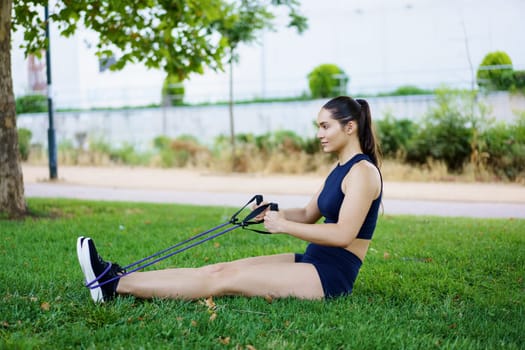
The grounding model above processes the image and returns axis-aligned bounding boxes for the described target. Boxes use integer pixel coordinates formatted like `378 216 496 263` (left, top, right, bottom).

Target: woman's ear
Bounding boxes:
346 121 356 134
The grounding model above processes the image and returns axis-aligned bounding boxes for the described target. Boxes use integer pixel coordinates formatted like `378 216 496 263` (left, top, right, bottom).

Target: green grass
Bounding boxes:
1 199 524 349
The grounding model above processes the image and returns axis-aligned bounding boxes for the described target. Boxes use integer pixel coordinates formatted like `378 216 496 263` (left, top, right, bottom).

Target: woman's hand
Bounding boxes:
251 201 269 222
263 210 286 233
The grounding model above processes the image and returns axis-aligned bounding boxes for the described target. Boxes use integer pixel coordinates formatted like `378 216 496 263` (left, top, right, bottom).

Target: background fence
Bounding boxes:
18 92 525 150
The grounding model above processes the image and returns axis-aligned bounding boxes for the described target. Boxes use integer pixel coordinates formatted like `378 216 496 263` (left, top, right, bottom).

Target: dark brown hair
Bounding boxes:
322 96 381 167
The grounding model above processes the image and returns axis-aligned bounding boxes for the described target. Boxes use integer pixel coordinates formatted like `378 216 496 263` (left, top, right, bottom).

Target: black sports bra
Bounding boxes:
317 154 382 240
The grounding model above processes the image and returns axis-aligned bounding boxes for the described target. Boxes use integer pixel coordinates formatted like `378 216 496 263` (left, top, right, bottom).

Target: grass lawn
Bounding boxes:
1 198 524 349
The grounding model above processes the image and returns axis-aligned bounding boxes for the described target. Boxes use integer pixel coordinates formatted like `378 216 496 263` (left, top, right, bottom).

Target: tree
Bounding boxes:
1 0 306 218
307 63 348 98
1 0 25 218
476 51 513 90
162 74 185 106
216 1 307 170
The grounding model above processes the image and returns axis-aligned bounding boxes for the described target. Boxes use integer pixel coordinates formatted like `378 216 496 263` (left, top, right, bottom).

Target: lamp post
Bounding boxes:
45 5 57 179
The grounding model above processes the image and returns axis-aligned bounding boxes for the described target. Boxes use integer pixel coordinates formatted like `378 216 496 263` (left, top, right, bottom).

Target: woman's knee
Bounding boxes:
199 263 241 293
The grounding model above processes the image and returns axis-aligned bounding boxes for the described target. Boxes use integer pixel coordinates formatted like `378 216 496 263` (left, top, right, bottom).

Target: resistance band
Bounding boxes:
86 195 278 289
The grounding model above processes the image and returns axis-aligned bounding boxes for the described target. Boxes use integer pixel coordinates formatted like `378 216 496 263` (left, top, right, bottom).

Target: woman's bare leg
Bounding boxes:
116 253 324 300
213 252 295 267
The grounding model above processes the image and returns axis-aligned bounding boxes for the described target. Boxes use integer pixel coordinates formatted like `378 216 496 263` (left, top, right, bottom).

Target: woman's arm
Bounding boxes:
264 162 381 247
280 186 323 224
252 184 323 224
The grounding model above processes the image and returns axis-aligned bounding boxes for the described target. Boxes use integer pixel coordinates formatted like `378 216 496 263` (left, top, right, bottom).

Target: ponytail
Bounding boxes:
322 96 382 167
355 99 381 167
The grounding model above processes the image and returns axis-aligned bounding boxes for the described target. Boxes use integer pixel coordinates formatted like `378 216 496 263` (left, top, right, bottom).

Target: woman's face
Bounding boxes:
316 108 349 153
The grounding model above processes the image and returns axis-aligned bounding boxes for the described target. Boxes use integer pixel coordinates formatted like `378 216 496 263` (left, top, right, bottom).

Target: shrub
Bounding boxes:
153 135 175 167
89 138 112 155
253 133 271 149
393 85 432 95
303 136 321 155
480 113 525 180
57 139 78 164
404 129 430 166
476 51 513 90
272 130 304 154
377 85 433 97
510 70 525 91
213 133 257 153
17 128 33 161
109 143 150 165
15 94 47 114
405 89 475 173
169 135 210 167
302 120 321 155
376 113 417 158
307 64 348 98
162 74 185 106
210 130 329 173
153 135 171 151
248 130 304 155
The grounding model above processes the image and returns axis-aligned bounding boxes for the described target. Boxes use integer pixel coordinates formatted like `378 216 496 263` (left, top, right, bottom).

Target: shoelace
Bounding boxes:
109 263 126 276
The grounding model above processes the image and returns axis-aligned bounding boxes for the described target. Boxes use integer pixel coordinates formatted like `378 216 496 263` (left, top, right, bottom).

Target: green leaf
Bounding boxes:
13 0 307 78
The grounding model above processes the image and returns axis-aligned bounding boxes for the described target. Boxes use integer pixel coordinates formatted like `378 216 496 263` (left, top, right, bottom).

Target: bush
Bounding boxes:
153 135 171 151
303 136 321 155
405 89 475 173
211 130 329 173
213 133 255 152
17 128 32 161
89 138 112 155
152 135 175 167
162 74 185 106
307 64 348 98
109 143 150 165
15 94 47 114
169 135 210 167
480 113 525 180
377 85 433 97
153 135 189 167
272 130 304 154
510 70 525 91
376 114 417 158
246 130 304 155
476 51 513 90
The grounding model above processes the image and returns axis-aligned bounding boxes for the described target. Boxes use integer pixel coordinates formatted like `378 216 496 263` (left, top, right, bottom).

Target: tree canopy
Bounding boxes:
13 0 307 78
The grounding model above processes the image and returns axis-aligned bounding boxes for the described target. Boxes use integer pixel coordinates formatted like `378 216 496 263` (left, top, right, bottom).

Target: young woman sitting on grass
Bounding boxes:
77 95 382 302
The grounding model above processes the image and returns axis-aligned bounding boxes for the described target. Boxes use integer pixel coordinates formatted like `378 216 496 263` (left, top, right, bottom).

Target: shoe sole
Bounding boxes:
76 236 85 274
80 238 104 303
77 236 92 292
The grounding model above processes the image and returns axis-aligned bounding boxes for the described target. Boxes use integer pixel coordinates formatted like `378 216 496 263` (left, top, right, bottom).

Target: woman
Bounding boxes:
77 95 382 302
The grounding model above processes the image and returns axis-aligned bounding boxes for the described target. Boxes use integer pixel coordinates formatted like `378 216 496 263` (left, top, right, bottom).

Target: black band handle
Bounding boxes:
230 195 264 224
243 204 268 223
270 203 279 211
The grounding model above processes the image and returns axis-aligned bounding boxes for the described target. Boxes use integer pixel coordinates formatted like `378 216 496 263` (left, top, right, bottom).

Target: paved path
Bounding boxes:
23 165 525 219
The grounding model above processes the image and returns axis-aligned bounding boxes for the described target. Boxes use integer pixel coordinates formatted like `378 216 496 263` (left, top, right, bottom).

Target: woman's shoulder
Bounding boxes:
344 160 382 196
348 160 380 178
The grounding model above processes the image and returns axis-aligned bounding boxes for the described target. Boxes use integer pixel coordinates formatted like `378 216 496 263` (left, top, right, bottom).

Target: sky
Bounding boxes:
11 0 525 107
185 0 525 101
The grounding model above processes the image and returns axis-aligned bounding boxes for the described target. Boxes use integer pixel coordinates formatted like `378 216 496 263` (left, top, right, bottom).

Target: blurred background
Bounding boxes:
11 0 525 181
12 0 524 108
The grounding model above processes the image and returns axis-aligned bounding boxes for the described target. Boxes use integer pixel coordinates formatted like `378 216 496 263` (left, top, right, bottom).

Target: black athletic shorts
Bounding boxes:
295 243 363 299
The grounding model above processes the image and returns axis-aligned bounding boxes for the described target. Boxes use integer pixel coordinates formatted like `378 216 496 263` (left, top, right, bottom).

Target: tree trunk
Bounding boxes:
228 49 236 172
0 0 27 218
